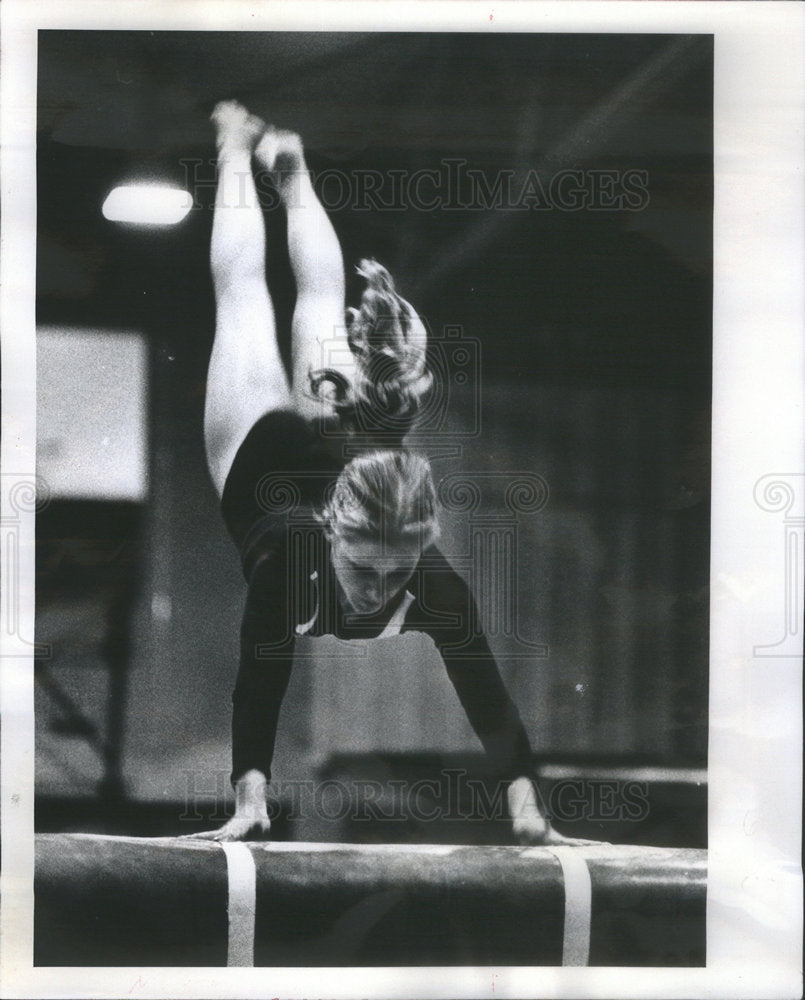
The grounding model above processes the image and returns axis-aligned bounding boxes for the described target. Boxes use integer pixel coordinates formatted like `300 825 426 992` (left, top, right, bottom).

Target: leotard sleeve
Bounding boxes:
412 546 535 783
220 410 338 785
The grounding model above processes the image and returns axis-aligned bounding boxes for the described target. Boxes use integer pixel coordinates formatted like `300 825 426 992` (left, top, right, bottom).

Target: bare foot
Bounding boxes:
210 100 265 155
254 126 307 186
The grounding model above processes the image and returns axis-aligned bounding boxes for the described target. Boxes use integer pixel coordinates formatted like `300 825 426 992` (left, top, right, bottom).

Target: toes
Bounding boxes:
246 113 267 135
255 128 279 169
210 101 264 143
210 99 244 124
255 127 303 174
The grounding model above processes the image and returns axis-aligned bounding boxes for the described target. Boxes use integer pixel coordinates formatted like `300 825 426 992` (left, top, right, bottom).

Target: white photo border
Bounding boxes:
1 2 802 998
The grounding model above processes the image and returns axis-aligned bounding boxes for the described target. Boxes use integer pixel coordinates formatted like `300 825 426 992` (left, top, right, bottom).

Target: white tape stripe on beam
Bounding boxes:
220 842 257 967
544 846 592 966
218 840 589 967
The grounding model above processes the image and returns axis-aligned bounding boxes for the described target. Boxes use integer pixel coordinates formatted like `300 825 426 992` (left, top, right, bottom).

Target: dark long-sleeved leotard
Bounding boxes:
221 410 534 786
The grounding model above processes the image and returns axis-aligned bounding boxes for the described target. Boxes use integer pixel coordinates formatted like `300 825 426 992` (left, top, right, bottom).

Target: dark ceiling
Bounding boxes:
37 30 713 389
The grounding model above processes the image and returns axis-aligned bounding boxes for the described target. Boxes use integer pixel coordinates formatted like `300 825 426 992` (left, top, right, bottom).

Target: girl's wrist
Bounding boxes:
234 769 269 817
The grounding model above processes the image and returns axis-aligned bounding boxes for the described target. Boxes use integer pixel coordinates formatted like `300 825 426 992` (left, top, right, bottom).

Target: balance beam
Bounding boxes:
34 834 706 967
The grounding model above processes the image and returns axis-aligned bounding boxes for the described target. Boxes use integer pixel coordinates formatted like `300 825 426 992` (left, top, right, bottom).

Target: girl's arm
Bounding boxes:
185 547 295 842
191 407 327 843
441 623 601 845
418 550 584 845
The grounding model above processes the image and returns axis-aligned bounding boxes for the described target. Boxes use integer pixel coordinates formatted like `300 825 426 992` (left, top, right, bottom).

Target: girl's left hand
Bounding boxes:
508 776 605 847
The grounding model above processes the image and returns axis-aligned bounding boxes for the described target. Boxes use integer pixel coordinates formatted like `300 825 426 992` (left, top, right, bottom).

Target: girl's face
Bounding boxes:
329 531 421 615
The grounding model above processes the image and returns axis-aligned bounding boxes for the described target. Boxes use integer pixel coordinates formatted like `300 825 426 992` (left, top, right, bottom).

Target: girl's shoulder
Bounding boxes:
410 544 470 606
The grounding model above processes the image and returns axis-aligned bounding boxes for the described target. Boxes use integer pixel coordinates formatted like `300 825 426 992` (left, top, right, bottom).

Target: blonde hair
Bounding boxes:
321 449 439 546
309 259 432 441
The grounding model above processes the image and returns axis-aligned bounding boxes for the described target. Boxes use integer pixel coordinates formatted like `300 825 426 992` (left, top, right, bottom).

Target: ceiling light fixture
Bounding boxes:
101 185 193 226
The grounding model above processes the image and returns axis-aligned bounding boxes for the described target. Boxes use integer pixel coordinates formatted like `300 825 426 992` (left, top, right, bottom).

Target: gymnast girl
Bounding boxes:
192 101 582 846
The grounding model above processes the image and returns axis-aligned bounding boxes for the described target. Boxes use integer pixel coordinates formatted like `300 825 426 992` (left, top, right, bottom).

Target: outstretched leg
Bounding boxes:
254 128 357 422
205 101 292 497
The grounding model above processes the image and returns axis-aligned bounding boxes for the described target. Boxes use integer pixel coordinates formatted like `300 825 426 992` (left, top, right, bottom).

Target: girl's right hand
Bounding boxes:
181 814 272 842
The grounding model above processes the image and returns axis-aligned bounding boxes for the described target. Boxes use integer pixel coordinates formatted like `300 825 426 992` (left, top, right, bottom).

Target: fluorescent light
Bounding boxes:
102 185 193 226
